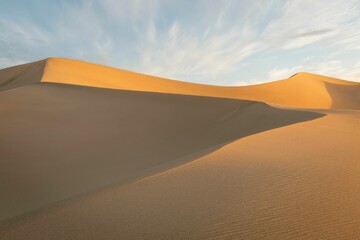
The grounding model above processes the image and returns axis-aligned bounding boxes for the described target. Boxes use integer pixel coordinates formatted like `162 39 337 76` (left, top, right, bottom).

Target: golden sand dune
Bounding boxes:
1 58 359 109
0 58 359 239
2 110 359 240
0 83 322 223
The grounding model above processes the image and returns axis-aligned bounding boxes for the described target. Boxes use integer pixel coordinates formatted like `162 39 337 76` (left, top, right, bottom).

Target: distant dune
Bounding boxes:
1 58 359 109
0 58 359 239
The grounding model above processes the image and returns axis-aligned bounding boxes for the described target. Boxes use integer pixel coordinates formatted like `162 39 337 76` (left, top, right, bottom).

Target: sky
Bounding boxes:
1 0 360 85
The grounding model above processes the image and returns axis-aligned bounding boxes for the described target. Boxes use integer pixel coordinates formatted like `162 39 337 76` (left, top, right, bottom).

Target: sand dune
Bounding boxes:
1 58 359 109
0 60 45 91
1 110 359 240
0 82 322 223
0 58 359 239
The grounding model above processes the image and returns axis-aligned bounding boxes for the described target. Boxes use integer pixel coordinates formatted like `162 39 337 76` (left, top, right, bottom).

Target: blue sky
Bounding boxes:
1 0 360 85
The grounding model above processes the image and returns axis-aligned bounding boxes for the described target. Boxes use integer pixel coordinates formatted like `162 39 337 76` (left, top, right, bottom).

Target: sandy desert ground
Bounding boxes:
0 58 359 239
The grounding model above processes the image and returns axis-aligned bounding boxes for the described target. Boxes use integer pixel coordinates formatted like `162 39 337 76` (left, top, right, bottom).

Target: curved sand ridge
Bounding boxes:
1 57 359 109
0 58 360 239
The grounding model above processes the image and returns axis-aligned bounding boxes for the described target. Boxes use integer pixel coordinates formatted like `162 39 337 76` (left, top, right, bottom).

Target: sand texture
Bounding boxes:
0 58 359 239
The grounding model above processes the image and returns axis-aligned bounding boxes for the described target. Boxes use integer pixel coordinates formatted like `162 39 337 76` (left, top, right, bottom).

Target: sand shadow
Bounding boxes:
0 82 325 225
324 82 360 110
0 60 45 92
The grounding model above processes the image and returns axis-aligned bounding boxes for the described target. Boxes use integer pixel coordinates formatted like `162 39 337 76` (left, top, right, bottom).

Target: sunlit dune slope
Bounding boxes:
237 73 360 110
1 110 358 240
1 58 359 109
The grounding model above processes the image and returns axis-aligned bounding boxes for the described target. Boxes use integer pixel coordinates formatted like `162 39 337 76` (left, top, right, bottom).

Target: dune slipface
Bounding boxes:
0 58 359 240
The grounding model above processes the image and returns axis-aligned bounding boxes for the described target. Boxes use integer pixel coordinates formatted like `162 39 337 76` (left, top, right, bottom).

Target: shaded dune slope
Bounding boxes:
0 58 359 109
0 82 322 223
2 110 358 240
0 60 45 91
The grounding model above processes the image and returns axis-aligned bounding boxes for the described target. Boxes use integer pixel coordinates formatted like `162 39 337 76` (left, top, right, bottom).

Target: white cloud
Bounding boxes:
234 78 264 86
268 66 305 80
341 62 360 81
262 0 360 49
0 1 118 68
137 21 261 84
1 20 52 46
0 0 359 85
99 0 162 23
134 0 360 84
268 60 360 82
0 19 53 67
133 1 269 84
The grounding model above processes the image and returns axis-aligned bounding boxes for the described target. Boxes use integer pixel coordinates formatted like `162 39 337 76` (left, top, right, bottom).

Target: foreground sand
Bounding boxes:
1 109 359 240
0 59 359 239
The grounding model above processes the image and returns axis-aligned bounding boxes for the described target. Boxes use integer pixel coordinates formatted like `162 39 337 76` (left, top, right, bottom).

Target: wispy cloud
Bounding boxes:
261 0 360 49
137 20 261 84
268 60 360 81
0 0 359 84
99 0 162 22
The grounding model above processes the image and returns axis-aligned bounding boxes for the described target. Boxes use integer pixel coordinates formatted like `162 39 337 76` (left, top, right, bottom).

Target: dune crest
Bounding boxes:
1 58 359 109
0 58 359 239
